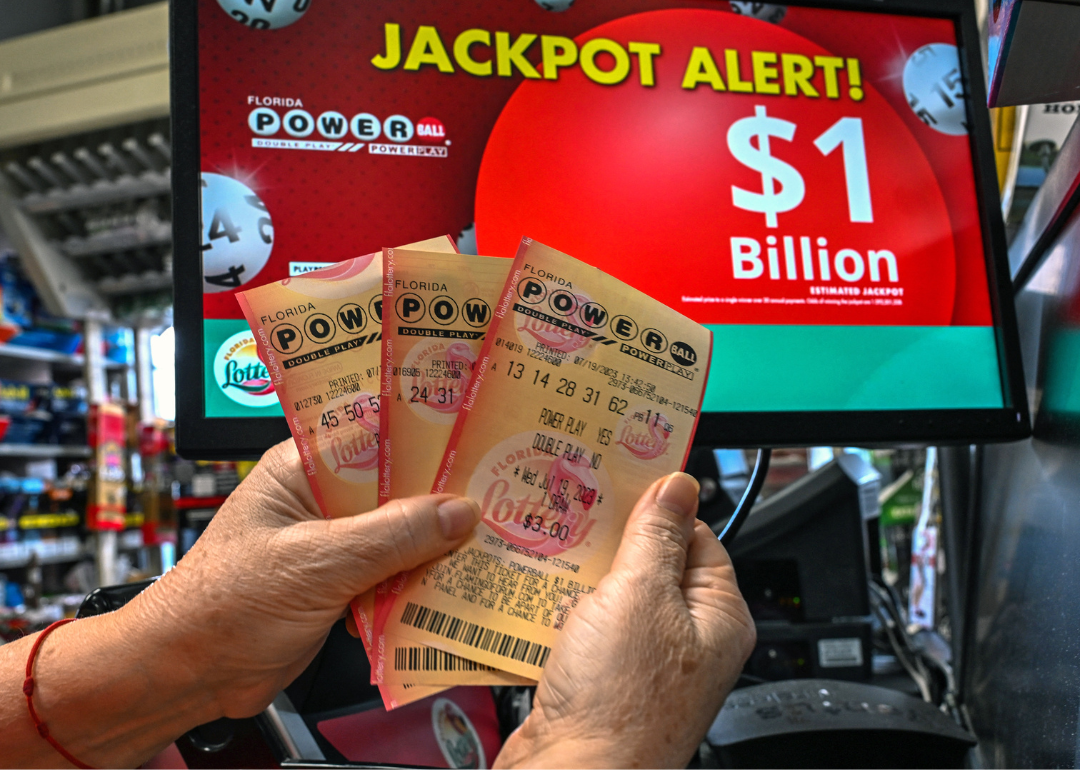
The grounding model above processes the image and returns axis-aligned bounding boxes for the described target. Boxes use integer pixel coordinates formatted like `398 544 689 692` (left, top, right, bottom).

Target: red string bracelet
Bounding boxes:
23 618 95 769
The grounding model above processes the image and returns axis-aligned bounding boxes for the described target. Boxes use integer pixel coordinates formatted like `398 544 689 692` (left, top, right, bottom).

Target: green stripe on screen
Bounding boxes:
702 325 1004 412
204 318 285 418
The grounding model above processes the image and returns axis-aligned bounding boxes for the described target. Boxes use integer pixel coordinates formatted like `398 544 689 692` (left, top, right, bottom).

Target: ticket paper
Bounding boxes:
235 235 455 522
379 248 512 503
378 238 713 681
355 591 444 706
371 248 535 690
236 235 456 707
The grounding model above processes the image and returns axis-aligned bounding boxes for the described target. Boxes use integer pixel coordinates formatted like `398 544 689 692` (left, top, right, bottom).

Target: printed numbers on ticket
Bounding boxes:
378 237 713 680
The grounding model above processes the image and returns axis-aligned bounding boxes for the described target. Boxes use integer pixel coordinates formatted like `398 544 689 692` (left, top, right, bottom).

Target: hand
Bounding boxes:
495 473 756 769
125 439 481 720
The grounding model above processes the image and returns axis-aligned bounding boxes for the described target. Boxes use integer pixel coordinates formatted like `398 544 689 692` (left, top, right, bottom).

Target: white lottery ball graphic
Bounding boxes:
535 0 574 11
216 0 311 30
903 43 968 136
729 2 787 23
456 223 478 256
200 173 273 294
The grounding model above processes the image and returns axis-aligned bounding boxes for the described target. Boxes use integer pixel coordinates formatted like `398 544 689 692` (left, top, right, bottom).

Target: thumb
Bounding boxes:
609 473 700 587
303 494 481 598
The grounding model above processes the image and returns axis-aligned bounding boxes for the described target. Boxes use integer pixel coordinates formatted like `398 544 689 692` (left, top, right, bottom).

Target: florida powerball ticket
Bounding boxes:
237 235 457 707
377 237 712 681
373 248 533 690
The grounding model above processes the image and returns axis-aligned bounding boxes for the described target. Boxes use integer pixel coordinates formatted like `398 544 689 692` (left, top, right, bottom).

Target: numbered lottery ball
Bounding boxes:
729 2 787 23
456 223 478 256
201 173 273 294
903 43 968 136
216 0 311 30
535 0 574 11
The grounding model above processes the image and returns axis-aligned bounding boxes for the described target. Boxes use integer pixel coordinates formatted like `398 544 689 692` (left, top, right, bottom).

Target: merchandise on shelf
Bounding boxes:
0 476 83 570
873 449 925 592
47 384 89 446
7 327 83 355
0 380 89 446
87 402 127 531
104 326 134 365
0 251 34 332
0 253 84 354
0 379 34 414
0 415 49 445
0 380 49 445
139 420 177 547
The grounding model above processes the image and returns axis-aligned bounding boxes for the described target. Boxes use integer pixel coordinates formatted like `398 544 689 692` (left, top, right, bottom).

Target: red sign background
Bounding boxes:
198 0 992 328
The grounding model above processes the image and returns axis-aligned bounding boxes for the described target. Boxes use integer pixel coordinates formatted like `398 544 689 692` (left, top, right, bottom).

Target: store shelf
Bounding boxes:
20 173 171 215
0 531 148 569
0 538 85 569
0 553 85 570
60 222 172 258
0 343 131 370
0 343 84 368
0 444 91 458
97 271 172 297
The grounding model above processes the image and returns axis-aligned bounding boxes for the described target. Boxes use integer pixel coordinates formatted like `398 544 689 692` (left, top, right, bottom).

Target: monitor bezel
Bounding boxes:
171 0 1030 458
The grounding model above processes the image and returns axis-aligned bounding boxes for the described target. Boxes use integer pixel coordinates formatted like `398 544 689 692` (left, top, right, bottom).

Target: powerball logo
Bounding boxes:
247 97 448 157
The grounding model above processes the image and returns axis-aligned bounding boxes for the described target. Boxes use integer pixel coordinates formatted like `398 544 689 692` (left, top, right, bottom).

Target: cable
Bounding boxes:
868 579 964 724
870 595 933 703
868 583 935 702
718 448 771 547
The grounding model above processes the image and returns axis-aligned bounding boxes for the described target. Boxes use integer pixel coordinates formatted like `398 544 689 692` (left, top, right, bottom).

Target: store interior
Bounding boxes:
2 0 1080 768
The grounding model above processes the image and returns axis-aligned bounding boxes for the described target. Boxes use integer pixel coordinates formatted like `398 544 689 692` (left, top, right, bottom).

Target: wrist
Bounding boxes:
33 596 221 766
121 575 226 724
494 716 617 769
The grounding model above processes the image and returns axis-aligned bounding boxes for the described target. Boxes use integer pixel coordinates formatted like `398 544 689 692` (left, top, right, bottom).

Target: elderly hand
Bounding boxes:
128 438 481 719
494 473 756 769
1 442 753 770
1 438 483 769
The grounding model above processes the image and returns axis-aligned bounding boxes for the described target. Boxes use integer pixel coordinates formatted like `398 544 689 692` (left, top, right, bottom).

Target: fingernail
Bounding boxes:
437 497 481 539
656 473 700 518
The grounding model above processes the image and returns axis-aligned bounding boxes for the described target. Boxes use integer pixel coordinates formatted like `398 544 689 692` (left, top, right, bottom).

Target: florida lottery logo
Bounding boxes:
216 0 311 30
213 331 277 407
468 432 613 558
201 172 274 293
431 698 485 770
616 405 674 461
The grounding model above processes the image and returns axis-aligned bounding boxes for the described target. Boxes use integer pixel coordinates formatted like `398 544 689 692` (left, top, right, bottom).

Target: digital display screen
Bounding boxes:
184 0 1023 450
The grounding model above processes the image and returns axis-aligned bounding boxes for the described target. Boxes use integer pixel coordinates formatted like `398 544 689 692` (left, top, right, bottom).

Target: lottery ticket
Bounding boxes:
372 248 534 690
379 248 512 504
377 237 713 681
235 235 455 524
354 591 444 706
236 235 455 706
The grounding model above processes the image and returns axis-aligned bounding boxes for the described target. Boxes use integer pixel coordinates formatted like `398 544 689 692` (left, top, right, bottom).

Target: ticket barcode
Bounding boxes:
401 602 552 668
394 646 502 672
